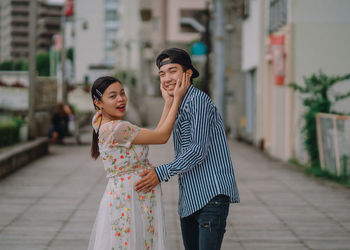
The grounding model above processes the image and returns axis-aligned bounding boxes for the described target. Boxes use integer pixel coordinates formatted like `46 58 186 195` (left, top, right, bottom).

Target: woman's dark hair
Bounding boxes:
90 76 121 159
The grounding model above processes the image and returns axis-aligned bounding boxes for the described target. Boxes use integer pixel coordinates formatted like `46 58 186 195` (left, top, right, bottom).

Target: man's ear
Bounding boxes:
186 69 193 77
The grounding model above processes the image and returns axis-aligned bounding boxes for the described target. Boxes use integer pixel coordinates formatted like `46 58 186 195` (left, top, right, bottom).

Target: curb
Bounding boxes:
0 137 49 179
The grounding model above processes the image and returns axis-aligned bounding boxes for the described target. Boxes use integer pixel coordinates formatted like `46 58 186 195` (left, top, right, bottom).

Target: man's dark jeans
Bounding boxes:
180 195 230 250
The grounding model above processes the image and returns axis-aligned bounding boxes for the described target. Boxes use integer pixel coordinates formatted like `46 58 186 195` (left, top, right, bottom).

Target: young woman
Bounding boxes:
88 74 190 250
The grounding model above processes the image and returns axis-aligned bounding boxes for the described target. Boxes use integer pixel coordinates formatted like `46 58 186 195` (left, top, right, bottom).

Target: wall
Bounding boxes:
225 0 245 139
240 0 266 143
262 23 294 161
291 0 350 162
117 0 141 72
241 0 261 71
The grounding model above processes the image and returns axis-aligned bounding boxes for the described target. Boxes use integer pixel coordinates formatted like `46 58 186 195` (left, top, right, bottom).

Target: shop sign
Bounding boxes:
270 35 285 86
65 0 74 17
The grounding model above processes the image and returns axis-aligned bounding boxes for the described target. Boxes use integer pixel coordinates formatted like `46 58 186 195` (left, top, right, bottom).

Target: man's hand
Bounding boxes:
134 169 160 193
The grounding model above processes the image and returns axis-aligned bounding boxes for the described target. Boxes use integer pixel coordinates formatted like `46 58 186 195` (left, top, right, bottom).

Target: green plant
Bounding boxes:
14 60 28 71
0 60 15 70
36 52 50 76
0 118 23 148
67 47 74 63
289 71 350 168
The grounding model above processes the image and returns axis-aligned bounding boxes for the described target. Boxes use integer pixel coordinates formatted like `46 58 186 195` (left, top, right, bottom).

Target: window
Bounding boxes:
104 47 115 65
105 29 117 41
105 0 119 11
105 9 118 21
105 40 114 49
228 0 250 19
242 0 250 19
180 9 205 33
140 9 152 22
269 0 287 33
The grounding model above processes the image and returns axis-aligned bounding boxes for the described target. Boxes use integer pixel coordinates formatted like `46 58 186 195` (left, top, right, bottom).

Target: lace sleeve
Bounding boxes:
111 121 140 148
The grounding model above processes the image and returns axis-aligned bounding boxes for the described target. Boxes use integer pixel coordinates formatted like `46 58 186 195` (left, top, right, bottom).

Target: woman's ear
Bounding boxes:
94 99 102 110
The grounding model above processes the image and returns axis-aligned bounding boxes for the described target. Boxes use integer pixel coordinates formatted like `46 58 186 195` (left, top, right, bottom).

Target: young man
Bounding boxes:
135 48 239 250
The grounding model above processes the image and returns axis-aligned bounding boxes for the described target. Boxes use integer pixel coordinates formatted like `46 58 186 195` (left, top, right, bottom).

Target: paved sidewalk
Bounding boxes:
0 132 349 250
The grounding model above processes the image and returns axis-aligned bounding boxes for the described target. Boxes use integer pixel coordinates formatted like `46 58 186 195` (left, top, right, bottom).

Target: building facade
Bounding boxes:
0 0 61 61
37 1 61 53
241 0 350 162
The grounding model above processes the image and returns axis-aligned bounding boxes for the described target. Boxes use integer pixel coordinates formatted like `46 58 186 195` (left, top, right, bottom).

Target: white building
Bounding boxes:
240 0 268 146
74 0 119 83
241 0 350 162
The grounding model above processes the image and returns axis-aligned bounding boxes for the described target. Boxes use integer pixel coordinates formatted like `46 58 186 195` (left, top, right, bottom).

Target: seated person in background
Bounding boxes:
63 104 76 136
48 102 69 144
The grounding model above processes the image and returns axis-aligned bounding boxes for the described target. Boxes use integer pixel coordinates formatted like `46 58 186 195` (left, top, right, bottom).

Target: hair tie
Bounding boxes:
92 112 102 133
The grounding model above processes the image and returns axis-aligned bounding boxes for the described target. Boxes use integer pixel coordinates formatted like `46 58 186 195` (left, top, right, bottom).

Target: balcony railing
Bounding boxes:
11 16 29 23
12 36 28 43
269 0 288 33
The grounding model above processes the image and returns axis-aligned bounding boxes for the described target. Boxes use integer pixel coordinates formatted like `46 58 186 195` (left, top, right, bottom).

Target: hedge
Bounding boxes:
0 118 22 148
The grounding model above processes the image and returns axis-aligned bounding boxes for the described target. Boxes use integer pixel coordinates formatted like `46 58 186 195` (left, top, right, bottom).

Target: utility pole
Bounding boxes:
214 0 226 123
126 41 131 86
28 0 37 140
61 8 67 103
202 0 211 96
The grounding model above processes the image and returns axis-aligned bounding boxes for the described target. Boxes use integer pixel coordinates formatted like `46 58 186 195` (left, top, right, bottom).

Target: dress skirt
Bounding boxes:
88 172 167 250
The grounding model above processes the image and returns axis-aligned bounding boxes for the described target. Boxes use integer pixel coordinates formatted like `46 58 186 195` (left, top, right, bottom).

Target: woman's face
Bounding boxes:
96 82 127 120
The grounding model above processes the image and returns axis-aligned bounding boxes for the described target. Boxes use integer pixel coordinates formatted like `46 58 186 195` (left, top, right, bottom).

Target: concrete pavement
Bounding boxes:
0 131 349 250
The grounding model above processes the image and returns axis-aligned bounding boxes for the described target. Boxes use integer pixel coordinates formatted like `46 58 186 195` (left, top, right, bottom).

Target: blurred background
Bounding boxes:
0 0 349 184
0 1 350 249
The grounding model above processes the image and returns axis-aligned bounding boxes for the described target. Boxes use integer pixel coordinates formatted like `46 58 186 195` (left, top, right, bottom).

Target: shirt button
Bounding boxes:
176 129 179 133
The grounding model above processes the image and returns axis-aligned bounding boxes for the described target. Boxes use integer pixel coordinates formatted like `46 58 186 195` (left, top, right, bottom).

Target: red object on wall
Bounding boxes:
64 0 74 16
270 35 285 86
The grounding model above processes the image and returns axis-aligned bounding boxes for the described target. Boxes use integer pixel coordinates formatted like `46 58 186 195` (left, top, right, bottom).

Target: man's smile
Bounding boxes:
165 83 176 90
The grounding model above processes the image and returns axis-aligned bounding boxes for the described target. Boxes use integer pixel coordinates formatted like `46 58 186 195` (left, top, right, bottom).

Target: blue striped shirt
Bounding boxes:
155 85 240 218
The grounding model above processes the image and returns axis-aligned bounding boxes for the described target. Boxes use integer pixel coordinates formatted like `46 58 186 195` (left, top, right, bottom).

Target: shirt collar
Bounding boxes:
179 85 195 111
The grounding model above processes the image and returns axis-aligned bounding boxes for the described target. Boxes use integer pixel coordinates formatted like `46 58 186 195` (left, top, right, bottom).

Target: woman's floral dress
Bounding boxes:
88 120 167 250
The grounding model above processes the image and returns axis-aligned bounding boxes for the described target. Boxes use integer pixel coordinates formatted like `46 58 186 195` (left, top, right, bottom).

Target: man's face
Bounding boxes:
158 59 191 97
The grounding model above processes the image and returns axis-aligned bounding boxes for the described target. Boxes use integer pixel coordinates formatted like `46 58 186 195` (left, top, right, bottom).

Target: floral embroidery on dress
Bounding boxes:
109 177 132 250
88 120 166 250
138 189 157 249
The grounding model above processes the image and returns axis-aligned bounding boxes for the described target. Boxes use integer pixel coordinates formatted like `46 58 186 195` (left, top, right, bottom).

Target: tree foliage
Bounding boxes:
36 52 50 76
67 47 74 63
